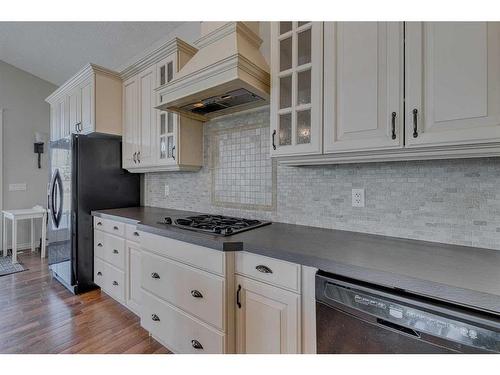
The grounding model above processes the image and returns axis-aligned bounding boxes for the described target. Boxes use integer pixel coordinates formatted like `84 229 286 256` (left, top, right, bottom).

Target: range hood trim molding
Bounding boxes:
194 22 262 50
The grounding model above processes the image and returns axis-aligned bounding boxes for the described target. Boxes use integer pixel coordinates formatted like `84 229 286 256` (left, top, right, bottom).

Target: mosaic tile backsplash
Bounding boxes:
145 107 500 251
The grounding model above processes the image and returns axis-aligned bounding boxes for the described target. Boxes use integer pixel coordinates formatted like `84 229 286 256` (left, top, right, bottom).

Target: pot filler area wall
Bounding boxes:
144 106 500 251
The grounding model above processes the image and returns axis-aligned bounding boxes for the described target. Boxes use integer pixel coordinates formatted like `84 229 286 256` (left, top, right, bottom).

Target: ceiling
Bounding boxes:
0 22 183 85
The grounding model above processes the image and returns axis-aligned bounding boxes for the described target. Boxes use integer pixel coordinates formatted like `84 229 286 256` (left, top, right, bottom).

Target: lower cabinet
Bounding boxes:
126 243 142 314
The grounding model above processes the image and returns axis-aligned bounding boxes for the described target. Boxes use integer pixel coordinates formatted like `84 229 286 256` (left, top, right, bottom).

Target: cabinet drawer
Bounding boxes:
94 257 106 287
104 263 125 302
142 290 225 354
140 231 225 276
235 252 301 293
126 224 141 243
94 217 125 236
142 251 225 331
94 231 126 270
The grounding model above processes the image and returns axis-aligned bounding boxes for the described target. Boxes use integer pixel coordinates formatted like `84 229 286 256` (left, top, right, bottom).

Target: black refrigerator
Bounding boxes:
47 133 140 294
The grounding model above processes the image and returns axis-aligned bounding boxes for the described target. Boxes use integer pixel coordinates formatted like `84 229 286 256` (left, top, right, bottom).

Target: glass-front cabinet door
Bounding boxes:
156 55 178 165
270 22 323 157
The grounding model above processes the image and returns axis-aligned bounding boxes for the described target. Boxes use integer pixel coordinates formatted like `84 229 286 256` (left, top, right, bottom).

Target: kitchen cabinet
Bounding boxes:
235 275 301 354
323 22 403 153
120 38 203 173
274 21 500 166
234 252 302 354
270 22 323 157
46 64 122 140
406 22 500 148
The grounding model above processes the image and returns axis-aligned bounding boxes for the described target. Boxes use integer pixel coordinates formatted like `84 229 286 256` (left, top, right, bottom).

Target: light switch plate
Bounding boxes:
352 188 365 208
9 183 27 192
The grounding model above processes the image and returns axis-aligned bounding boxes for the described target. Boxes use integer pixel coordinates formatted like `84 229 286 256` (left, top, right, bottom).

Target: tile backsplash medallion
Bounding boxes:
145 107 500 250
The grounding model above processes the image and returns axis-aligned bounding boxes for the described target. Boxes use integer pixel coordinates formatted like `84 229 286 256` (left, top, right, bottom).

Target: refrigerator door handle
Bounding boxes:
50 169 63 228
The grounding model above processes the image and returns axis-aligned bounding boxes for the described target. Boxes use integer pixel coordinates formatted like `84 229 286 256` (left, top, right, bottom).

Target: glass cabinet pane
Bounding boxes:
280 75 292 109
160 137 166 159
297 109 311 144
167 112 174 133
167 136 174 158
167 62 173 82
280 22 292 34
297 69 311 105
280 37 292 71
298 28 311 66
160 66 166 86
160 113 166 134
279 113 292 146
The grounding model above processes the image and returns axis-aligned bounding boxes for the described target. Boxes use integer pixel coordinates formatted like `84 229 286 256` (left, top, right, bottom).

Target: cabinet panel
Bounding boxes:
138 67 156 166
406 22 500 147
324 22 403 153
80 79 94 134
270 22 323 157
235 276 300 354
68 87 81 134
122 76 139 169
126 244 142 314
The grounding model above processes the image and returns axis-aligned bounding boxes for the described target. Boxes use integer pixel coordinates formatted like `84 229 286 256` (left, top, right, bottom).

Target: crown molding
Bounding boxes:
195 22 262 50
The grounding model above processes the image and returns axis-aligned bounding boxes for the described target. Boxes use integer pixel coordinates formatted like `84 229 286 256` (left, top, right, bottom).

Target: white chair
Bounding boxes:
2 206 47 263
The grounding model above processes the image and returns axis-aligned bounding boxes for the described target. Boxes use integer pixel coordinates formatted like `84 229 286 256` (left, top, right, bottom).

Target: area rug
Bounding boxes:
0 253 28 277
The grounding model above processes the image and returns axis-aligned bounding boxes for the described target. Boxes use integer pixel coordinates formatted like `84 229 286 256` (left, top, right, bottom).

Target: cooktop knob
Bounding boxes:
164 217 172 225
224 227 233 235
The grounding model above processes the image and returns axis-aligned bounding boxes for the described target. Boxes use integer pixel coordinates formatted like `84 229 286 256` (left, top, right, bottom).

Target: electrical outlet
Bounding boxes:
352 188 365 208
164 184 170 198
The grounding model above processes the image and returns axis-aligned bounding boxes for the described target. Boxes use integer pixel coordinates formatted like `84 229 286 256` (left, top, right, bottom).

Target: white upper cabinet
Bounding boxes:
324 22 404 153
121 39 203 173
46 64 122 140
406 22 500 148
270 22 323 157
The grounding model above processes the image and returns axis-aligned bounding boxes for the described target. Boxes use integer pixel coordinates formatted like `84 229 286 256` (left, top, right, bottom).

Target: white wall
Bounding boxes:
0 60 56 250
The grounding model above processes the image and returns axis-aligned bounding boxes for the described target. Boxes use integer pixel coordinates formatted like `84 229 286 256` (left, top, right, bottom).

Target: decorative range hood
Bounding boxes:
155 22 270 121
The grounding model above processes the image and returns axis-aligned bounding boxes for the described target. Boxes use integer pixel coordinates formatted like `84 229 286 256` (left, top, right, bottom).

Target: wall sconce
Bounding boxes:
34 132 48 169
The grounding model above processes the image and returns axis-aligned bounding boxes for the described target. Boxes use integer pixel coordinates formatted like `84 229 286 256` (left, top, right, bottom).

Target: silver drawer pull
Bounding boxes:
97 271 102 276
151 314 160 321
191 290 203 298
97 243 103 247
113 226 119 230
191 340 203 350
112 281 119 286
96 222 103 226
151 272 160 279
133 232 140 237
113 249 119 254
256 265 273 274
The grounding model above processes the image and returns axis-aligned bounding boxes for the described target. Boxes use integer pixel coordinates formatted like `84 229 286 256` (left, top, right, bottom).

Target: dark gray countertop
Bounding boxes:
92 206 500 315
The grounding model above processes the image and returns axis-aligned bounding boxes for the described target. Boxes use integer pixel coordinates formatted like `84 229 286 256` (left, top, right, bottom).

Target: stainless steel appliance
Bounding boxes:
48 134 140 294
316 272 500 353
159 214 271 236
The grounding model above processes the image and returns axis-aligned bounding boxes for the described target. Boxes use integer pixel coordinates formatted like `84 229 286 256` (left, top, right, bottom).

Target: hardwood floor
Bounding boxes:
0 251 170 354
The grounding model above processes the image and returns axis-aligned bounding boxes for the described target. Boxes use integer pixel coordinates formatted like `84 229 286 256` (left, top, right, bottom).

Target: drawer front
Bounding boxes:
142 251 225 331
94 230 126 270
126 224 141 243
140 231 225 276
142 291 225 354
104 263 125 302
235 252 301 292
94 216 125 236
94 257 106 287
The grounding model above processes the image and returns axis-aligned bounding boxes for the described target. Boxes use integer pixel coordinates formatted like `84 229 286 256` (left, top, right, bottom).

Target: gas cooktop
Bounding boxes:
159 214 271 236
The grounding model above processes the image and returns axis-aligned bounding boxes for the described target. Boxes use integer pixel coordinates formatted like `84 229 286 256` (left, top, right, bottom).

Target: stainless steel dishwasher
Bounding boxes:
316 272 500 353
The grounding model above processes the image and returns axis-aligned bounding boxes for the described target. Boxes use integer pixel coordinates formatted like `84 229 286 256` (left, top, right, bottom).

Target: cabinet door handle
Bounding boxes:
191 290 203 298
172 145 176 160
391 112 397 140
97 271 102 276
133 231 140 237
191 340 203 350
112 281 118 286
96 222 103 226
151 314 160 321
236 284 242 308
133 152 137 163
412 108 419 138
151 272 160 279
97 243 103 247
256 265 273 274
113 226 119 230
272 130 276 150
137 151 141 163
112 249 119 254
